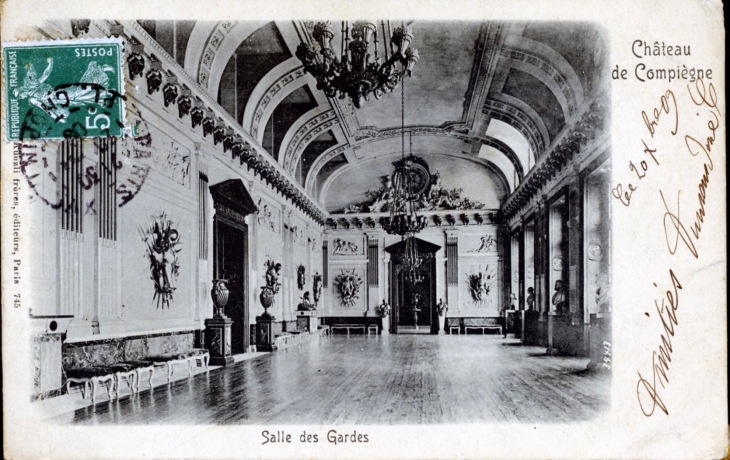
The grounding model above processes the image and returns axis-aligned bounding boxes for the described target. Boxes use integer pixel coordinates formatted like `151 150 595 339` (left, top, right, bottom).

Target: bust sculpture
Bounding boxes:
526 287 535 310
376 299 391 317
552 280 566 314
436 298 448 317
297 291 315 311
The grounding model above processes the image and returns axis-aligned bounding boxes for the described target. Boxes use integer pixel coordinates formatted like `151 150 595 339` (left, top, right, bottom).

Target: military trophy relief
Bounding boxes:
312 272 323 306
465 264 498 309
139 212 183 310
296 264 306 291
333 269 364 309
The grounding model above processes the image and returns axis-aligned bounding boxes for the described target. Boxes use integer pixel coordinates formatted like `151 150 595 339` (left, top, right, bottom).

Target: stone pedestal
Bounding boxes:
205 316 234 366
30 316 73 399
256 314 278 352
437 316 445 335
381 316 390 335
296 310 318 333
587 313 612 371
546 312 560 355
32 334 64 398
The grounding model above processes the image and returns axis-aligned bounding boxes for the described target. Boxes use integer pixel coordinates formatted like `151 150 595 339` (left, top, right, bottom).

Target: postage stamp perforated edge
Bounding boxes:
2 36 127 143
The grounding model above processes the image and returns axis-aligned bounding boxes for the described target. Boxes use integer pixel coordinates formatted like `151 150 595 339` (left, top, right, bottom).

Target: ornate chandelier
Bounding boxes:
380 78 428 283
296 21 419 108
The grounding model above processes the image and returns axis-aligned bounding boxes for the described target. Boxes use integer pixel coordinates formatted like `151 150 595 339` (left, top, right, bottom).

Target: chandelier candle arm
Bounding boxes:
297 20 418 108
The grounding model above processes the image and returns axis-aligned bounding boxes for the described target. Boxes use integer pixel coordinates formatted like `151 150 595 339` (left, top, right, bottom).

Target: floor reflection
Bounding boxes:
56 335 610 425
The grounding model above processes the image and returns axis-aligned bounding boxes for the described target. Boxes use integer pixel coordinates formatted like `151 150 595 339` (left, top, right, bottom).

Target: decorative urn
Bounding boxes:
211 279 229 318
259 286 275 317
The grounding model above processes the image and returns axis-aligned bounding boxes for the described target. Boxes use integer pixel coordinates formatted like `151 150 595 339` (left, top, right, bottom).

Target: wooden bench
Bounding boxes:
66 366 116 403
119 360 156 392
144 349 210 383
331 324 366 335
463 318 502 335
65 362 148 402
367 324 379 335
447 318 461 334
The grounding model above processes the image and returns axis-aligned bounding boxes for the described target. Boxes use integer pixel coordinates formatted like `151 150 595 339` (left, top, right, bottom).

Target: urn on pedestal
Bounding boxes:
205 279 233 366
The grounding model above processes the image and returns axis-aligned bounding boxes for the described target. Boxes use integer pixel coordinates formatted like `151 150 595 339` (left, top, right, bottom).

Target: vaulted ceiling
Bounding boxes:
163 19 607 214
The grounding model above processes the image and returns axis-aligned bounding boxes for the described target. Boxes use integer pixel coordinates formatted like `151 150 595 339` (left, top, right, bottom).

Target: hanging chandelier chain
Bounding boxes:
401 74 405 160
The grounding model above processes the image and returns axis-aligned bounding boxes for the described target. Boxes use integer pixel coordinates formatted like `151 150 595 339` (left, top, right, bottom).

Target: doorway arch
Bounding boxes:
385 238 441 334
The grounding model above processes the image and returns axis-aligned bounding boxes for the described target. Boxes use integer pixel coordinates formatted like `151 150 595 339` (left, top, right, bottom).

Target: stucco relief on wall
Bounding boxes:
256 198 280 234
332 238 361 256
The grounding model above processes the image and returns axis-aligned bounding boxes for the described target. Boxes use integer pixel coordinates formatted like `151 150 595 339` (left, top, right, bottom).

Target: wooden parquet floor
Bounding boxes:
54 335 610 425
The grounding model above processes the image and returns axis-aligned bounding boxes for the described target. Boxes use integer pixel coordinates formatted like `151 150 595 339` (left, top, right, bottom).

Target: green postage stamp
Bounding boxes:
3 37 125 141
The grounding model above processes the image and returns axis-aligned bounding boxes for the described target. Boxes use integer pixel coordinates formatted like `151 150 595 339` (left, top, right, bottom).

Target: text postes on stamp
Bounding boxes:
3 37 125 142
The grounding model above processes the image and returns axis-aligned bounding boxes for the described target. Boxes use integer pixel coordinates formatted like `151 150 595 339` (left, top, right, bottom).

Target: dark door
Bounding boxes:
395 262 435 330
390 257 437 334
214 219 248 354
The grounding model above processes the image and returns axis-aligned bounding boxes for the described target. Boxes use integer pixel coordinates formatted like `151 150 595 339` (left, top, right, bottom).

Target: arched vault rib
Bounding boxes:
489 93 550 150
240 57 311 144
184 21 268 94
305 143 350 199
279 106 337 172
495 38 585 122
511 35 585 109
482 96 548 159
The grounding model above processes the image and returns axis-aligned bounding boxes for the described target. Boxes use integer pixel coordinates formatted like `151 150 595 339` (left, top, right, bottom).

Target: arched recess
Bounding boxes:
241 58 318 144
511 36 585 108
185 21 272 95
184 21 218 75
498 39 585 122
305 143 350 196
279 108 340 173
319 151 511 213
484 93 550 156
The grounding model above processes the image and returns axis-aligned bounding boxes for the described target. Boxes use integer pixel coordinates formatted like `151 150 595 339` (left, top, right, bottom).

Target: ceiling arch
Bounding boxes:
186 20 607 217
240 57 312 143
487 93 550 152
281 109 346 176
184 21 269 93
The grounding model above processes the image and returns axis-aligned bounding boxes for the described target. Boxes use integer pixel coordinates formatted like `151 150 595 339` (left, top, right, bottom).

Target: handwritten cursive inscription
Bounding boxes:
658 79 719 259
612 91 675 206
636 269 682 416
